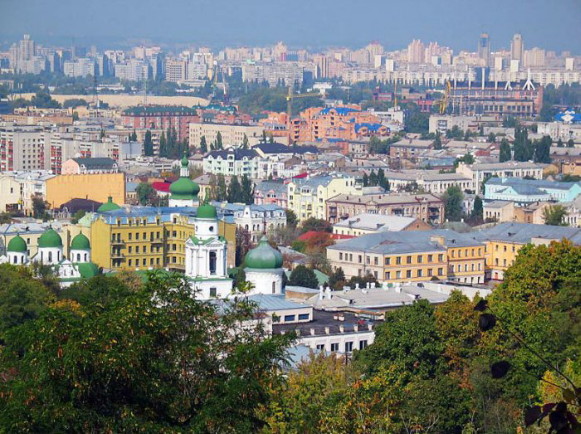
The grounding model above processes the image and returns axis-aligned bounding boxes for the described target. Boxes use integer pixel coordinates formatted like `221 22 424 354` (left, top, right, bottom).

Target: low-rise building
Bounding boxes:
387 170 475 194
203 149 261 178
457 161 546 194
46 173 126 210
61 157 119 175
332 213 431 237
326 193 444 225
326 229 486 285
287 175 358 221
471 222 581 280
484 177 581 204
213 202 287 243
254 180 288 208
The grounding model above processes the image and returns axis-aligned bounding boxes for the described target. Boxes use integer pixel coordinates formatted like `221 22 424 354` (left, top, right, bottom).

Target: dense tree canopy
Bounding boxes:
0 271 292 432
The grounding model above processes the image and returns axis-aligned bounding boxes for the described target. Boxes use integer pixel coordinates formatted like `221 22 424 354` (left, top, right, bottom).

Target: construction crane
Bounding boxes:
285 85 320 138
438 80 452 114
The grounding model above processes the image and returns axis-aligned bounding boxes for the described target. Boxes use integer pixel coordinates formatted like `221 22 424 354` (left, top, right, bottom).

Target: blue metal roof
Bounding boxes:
320 107 360 116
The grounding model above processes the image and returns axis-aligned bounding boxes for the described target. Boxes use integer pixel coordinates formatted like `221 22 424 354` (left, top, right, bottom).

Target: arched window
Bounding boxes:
272 281 276 294
84 253 88 262
48 251 52 262
77 253 81 262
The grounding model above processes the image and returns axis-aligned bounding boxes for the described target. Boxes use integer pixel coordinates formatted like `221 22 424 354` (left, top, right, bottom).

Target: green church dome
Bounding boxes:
169 177 200 199
244 236 283 269
38 228 63 248
78 262 99 278
197 203 217 219
98 196 121 212
71 233 90 250
7 235 27 253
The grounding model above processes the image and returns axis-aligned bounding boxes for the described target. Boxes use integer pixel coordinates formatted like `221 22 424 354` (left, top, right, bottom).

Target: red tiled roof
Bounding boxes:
152 181 171 193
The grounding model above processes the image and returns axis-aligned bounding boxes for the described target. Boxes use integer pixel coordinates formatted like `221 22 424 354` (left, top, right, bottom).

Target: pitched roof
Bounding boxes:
471 222 581 244
71 157 116 169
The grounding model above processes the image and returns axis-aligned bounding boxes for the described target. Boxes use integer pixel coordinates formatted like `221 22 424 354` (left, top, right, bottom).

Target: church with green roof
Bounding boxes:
0 228 100 287
169 155 200 207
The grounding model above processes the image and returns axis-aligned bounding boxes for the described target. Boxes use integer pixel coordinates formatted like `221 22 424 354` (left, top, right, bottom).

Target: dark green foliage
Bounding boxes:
534 135 552 163
499 138 512 162
328 267 346 290
299 217 332 234
285 209 298 228
200 135 208 153
0 271 292 432
62 98 88 109
289 265 318 289
135 182 157 206
442 185 464 222
30 89 60 109
355 300 444 379
0 264 54 336
237 87 323 115
130 130 137 142
513 126 534 162
227 175 242 203
143 130 154 156
240 174 254 205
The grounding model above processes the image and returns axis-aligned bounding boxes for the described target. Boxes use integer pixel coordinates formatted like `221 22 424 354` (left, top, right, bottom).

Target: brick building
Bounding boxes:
121 106 200 142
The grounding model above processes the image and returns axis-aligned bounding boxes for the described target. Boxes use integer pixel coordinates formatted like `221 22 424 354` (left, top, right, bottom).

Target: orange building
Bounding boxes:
291 106 389 142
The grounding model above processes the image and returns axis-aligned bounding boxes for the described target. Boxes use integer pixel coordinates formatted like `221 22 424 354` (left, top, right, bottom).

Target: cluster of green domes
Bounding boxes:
98 196 121 212
197 203 217 219
7 234 27 252
170 157 200 200
71 233 91 250
244 236 283 269
38 228 63 248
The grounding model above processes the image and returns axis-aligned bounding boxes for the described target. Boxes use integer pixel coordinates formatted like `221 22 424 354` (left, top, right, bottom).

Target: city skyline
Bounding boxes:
1 0 581 54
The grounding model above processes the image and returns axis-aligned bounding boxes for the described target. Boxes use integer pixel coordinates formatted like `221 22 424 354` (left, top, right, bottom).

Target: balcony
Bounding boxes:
111 239 125 245
111 252 125 259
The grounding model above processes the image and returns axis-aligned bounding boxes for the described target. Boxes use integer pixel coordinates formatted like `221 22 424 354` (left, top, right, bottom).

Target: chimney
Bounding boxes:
354 324 359 332
339 325 345 333
368 324 373 331
318 285 324 300
325 327 330 335
355 283 360 290
310 328 316 336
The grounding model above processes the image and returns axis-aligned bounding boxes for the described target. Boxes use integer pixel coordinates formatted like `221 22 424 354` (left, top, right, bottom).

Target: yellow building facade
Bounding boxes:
46 173 126 209
90 211 236 271
327 230 486 285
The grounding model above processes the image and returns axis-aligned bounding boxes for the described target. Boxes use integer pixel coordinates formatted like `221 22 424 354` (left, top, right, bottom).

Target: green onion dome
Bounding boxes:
71 233 90 250
196 203 217 219
244 236 283 269
7 234 27 252
38 228 63 248
98 196 121 212
169 177 200 199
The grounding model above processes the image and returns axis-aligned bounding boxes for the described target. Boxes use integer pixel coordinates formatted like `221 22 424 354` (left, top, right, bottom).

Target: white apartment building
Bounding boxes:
203 149 261 178
457 161 546 194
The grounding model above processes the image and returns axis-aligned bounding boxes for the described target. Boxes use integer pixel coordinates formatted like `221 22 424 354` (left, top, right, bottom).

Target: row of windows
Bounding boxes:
382 268 445 280
450 248 483 258
316 340 367 353
272 313 311 323
450 263 483 272
339 252 445 265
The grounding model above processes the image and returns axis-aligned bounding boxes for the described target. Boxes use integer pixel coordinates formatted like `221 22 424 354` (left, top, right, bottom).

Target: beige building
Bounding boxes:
189 122 264 148
326 193 444 225
327 229 485 285
457 161 546 194
0 175 21 213
46 173 126 209
287 175 358 222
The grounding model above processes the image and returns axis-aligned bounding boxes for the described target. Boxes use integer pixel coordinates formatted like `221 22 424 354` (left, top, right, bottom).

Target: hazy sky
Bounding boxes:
1 0 581 53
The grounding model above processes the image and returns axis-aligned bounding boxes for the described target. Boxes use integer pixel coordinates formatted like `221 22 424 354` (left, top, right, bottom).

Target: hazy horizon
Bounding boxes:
1 0 581 54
